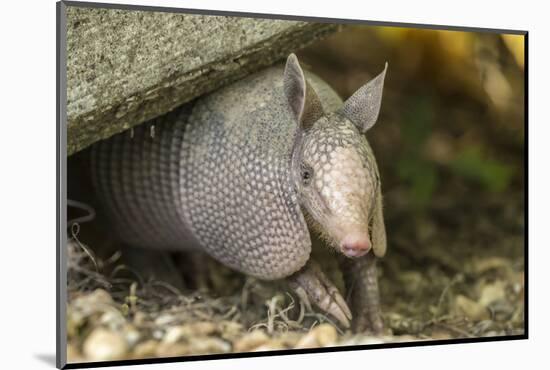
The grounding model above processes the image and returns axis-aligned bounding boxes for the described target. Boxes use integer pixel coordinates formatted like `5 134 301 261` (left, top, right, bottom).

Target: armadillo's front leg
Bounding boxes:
341 252 384 334
287 259 352 328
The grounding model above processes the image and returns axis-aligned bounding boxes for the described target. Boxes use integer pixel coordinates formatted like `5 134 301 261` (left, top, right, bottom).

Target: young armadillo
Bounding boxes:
91 54 388 332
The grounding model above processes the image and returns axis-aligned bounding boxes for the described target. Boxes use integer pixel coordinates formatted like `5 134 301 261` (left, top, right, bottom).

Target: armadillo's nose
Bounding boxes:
341 234 371 258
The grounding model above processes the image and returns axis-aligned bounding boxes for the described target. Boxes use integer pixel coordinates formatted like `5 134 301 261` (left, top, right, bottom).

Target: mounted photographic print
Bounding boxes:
57 1 527 368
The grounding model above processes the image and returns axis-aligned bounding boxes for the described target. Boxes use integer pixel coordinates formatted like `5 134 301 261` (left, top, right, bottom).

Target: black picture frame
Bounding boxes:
56 2 528 368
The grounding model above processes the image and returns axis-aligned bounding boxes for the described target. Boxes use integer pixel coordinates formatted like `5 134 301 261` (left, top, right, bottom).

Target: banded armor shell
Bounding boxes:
91 66 342 280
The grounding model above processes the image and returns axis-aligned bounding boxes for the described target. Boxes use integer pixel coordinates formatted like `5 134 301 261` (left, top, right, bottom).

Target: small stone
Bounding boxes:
430 330 453 340
220 320 244 339
337 335 384 346
72 289 113 311
315 324 338 346
472 257 510 274
83 328 128 361
295 324 338 348
251 340 285 351
70 289 114 320
234 330 269 352
277 332 302 348
155 342 190 357
124 324 141 347
163 326 186 344
99 310 126 330
187 322 217 336
188 337 231 354
152 329 164 340
154 313 177 326
133 340 159 358
133 311 148 326
295 332 318 348
478 282 506 308
351 335 387 345
393 335 418 342
67 315 80 338
67 343 83 363
88 289 114 304
163 322 218 344
454 294 490 321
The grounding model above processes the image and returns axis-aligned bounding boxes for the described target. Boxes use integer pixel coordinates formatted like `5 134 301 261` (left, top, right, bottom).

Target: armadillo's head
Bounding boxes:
284 54 388 259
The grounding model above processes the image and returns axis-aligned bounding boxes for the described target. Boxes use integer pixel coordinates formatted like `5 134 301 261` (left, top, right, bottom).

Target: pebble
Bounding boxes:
124 324 141 347
315 324 338 346
163 326 186 344
132 311 148 326
430 330 453 340
251 340 286 352
72 289 114 311
66 315 81 338
233 330 269 352
472 257 510 274
295 324 338 348
338 335 388 346
187 322 218 336
133 340 159 358
454 294 490 321
277 332 302 348
87 289 114 304
392 335 418 342
66 343 83 363
68 289 119 339
155 342 190 357
478 282 506 308
338 335 380 347
163 322 218 344
154 313 177 327
99 310 126 330
152 329 165 340
219 320 244 340
83 328 129 361
188 337 231 354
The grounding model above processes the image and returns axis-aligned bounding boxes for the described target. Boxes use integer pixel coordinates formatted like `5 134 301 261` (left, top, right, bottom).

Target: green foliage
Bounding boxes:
397 95 438 208
395 84 516 210
397 157 438 207
401 97 434 149
450 146 514 193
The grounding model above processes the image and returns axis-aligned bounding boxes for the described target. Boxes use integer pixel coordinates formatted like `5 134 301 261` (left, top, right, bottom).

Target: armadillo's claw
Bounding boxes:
288 260 352 328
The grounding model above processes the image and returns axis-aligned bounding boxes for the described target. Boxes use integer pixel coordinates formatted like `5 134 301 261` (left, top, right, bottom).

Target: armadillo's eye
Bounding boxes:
301 164 313 186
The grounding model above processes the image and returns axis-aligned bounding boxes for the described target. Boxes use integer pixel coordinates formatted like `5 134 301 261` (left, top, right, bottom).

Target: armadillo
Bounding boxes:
90 54 388 332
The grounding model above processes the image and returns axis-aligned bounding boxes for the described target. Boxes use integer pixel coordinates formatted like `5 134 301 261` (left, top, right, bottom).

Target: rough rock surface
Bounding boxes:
65 5 339 154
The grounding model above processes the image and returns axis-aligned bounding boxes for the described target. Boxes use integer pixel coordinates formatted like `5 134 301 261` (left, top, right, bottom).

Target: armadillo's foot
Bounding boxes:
173 251 211 292
340 252 384 334
287 260 352 328
118 245 186 292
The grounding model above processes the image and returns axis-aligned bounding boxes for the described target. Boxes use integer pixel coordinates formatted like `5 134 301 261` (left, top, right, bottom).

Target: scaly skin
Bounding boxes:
91 55 388 333
341 253 384 333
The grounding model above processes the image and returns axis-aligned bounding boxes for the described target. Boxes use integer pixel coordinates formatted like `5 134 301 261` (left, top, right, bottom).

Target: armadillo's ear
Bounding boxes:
339 63 388 133
283 54 324 130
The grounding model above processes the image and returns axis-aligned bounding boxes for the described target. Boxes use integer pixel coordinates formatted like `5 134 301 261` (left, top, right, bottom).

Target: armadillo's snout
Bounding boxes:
340 233 371 258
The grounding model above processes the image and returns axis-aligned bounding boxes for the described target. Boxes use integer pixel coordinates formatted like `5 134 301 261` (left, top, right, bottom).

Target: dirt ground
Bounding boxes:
65 26 525 363
65 186 524 363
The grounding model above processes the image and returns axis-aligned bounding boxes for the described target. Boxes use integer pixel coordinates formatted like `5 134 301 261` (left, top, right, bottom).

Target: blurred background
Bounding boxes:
299 26 525 338
66 24 525 362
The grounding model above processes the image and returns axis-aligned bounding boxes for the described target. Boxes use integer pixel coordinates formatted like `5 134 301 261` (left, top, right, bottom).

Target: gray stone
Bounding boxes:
294 323 338 348
65 6 339 154
83 328 129 361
